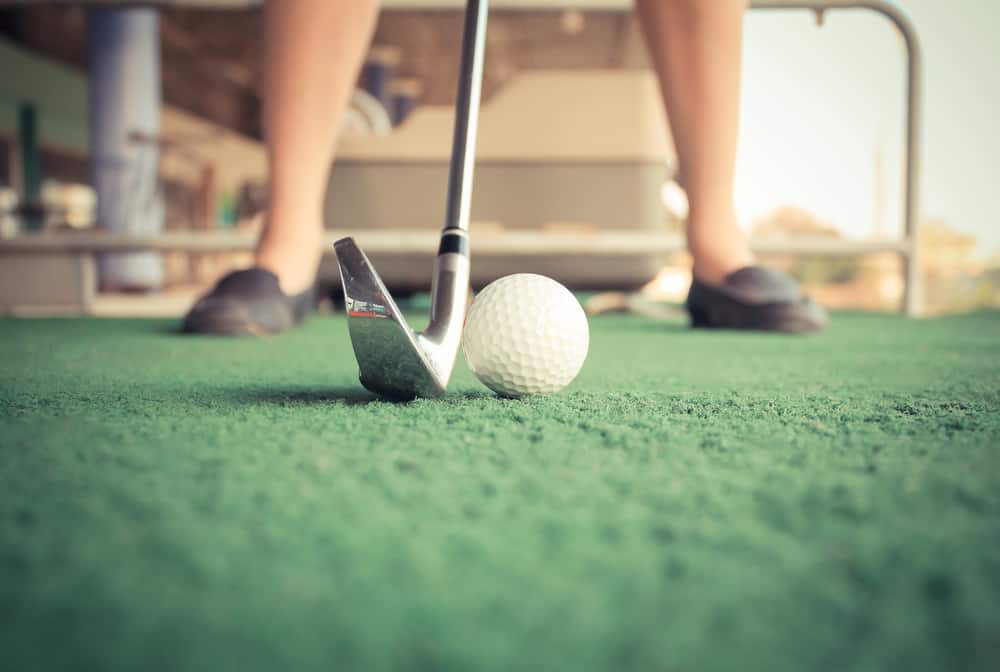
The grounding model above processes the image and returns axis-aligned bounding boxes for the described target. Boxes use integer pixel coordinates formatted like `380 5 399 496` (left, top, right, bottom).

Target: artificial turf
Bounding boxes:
1 311 999 671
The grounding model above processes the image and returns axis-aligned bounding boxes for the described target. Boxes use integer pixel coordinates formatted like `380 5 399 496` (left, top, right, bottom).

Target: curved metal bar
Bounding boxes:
750 0 923 315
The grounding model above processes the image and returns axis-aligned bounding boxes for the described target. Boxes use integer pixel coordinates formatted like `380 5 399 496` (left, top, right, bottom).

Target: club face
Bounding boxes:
334 238 446 400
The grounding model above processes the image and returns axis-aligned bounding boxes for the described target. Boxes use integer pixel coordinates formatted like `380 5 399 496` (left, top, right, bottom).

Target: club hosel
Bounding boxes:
425 251 470 345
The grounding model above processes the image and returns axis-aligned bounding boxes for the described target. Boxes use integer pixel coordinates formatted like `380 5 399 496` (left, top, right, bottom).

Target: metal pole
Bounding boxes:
750 0 923 316
442 0 488 235
89 7 164 292
17 102 43 232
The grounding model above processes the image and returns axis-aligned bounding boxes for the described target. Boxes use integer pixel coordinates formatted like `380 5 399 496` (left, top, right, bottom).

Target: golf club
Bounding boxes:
334 0 488 400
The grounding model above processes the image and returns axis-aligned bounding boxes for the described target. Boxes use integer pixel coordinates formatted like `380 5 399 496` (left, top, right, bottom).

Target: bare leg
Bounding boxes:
258 0 379 294
637 0 753 285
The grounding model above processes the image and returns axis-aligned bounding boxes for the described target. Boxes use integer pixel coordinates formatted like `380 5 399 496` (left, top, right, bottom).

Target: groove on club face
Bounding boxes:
334 238 446 400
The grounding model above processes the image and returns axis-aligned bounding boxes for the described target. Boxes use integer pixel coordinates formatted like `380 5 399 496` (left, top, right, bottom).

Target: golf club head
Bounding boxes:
333 0 485 400
334 237 447 400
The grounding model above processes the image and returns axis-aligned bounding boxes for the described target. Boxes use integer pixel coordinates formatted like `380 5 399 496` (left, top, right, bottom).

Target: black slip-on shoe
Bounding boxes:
685 266 828 333
182 268 315 336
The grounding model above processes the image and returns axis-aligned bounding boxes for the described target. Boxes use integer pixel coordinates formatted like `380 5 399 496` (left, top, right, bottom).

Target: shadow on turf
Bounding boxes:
229 386 494 406
232 386 379 406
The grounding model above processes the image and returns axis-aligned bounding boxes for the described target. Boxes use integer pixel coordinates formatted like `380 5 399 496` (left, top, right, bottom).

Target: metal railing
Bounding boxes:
0 0 924 314
749 0 922 315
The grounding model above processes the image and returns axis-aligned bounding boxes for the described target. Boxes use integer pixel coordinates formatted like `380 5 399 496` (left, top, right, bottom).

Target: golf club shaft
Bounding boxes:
333 0 488 397
442 0 488 238
424 0 487 349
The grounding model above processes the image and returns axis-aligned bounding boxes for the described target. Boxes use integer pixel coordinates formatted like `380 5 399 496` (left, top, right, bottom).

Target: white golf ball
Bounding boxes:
463 274 589 397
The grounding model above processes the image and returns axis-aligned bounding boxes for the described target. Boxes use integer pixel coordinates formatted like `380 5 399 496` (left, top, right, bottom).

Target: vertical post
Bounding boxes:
749 1 923 315
896 8 923 317
88 8 164 292
197 163 217 230
18 102 43 232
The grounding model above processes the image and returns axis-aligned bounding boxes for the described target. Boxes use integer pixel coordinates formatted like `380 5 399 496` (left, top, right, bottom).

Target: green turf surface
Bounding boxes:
2 312 999 671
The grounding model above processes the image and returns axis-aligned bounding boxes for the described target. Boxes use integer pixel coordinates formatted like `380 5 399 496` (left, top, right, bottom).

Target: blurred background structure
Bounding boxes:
0 0 997 316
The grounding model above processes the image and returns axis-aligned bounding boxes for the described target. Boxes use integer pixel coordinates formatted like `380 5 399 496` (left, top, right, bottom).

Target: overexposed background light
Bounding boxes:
735 1 1000 255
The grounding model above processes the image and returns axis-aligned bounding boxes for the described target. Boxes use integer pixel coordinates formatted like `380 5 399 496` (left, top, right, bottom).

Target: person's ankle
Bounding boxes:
255 227 324 295
689 241 754 286
686 209 754 285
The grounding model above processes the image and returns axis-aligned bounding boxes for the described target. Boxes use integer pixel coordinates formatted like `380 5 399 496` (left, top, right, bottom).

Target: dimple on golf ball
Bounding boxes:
462 274 589 397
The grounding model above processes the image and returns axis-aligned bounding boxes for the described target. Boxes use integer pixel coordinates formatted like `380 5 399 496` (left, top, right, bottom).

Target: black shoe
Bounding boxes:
182 268 315 336
685 266 828 333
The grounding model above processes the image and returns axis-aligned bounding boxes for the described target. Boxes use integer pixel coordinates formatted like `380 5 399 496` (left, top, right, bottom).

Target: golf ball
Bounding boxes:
463 274 589 397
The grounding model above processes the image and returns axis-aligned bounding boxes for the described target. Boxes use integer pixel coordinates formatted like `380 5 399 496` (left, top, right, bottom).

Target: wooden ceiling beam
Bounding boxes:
0 7 648 137
0 6 263 139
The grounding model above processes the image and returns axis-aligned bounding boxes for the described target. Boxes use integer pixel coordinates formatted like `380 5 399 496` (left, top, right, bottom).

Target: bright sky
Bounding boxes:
736 0 1000 256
